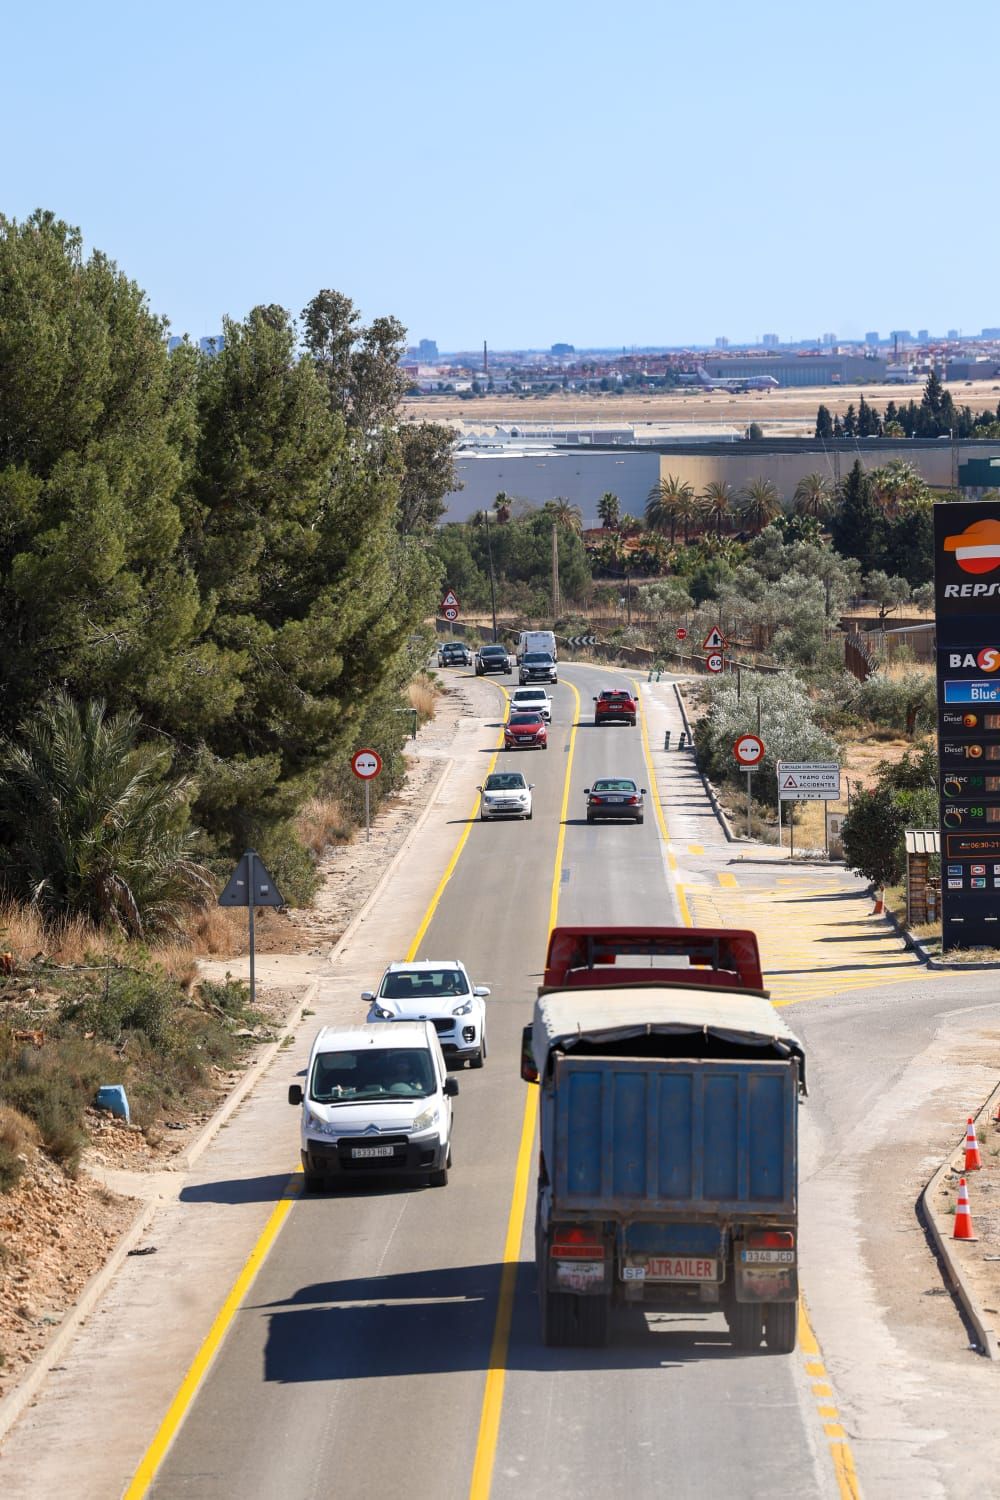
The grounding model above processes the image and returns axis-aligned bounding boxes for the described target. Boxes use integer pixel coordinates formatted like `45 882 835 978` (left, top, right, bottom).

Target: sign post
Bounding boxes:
733 734 765 840
352 747 383 840
777 761 841 861
218 851 284 1007
934 501 1000 948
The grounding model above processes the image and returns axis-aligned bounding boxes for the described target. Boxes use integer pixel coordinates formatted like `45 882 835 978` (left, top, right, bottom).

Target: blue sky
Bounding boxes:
5 1 997 350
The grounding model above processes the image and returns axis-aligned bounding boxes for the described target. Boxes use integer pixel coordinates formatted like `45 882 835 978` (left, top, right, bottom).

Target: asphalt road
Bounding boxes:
148 663 833 1500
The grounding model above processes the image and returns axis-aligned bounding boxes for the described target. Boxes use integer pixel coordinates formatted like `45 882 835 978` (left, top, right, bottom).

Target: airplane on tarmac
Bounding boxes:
678 367 781 392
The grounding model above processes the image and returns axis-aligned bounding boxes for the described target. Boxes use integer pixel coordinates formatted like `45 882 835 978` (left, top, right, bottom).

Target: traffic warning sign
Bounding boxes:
702 626 727 651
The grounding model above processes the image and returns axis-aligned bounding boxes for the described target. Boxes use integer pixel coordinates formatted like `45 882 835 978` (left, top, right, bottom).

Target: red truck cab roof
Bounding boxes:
542 926 764 994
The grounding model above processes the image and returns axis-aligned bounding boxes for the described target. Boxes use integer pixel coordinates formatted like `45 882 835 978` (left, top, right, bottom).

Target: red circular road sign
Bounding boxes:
733 733 765 767
675 627 688 641
442 605 459 621
351 748 383 780
705 652 725 674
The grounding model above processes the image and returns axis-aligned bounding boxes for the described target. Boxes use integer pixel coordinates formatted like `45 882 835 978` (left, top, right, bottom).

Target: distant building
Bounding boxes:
417 338 439 361
550 342 575 355
890 329 913 344
948 329 960 341
199 335 225 357
982 328 1000 340
865 331 879 346
762 334 779 348
917 329 929 343
821 332 837 346
167 336 184 353
702 353 886 387
715 336 729 348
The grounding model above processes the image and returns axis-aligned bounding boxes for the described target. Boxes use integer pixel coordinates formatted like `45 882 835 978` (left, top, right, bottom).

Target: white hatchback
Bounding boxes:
510 686 553 721
364 960 491 1068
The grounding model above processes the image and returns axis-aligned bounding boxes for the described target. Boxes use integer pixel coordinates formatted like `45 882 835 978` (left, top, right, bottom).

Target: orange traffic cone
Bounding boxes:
954 1177 977 1240
964 1117 982 1172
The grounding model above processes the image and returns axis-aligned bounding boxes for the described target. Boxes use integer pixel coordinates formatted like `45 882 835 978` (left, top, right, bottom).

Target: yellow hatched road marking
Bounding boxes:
716 872 738 888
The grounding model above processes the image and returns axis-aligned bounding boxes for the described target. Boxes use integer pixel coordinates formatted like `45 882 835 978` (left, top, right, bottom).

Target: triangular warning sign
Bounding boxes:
441 588 460 609
702 626 726 651
781 776 799 790
218 850 285 908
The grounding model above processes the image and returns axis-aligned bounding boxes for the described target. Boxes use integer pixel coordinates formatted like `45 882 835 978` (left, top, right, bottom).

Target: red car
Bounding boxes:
593 688 637 726
504 711 548 750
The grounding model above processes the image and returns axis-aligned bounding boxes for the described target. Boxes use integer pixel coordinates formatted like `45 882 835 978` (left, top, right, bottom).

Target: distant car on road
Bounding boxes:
594 688 637 726
363 959 491 1069
476 644 513 676
584 777 645 823
504 711 548 750
510 686 552 721
478 770 533 820
437 640 472 667
519 651 558 685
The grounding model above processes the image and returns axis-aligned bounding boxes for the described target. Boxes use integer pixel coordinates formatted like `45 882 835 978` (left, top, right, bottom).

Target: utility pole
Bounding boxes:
551 521 561 623
483 509 498 641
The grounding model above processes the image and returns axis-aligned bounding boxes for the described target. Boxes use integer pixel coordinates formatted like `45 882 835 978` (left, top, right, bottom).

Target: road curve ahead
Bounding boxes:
142 664 832 1500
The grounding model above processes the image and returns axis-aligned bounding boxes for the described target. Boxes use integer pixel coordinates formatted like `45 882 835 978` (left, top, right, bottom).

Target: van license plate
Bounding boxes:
352 1146 395 1158
644 1257 718 1281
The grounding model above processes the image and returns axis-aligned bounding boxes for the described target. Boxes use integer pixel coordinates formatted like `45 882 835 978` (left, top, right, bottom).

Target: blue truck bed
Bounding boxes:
552 1055 796 1220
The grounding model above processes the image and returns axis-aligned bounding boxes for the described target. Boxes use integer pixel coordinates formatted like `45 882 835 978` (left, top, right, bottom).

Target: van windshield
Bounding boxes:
309 1048 436 1102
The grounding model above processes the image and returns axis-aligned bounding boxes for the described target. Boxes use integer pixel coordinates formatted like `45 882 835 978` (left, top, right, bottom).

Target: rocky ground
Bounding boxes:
0 673 476 1403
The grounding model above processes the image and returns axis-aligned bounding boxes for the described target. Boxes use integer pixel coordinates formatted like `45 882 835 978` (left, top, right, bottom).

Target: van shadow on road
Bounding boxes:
256 1263 739 1381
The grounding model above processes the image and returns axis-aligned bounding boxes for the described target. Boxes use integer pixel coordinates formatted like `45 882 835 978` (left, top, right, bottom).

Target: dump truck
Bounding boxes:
521 926 805 1352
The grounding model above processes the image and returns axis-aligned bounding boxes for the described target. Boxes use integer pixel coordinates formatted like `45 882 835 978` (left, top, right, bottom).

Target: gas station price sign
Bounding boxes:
934 501 1000 947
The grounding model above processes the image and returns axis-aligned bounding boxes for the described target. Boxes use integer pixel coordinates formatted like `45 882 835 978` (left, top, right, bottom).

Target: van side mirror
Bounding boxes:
361 990 375 1002
288 1084 303 1106
520 1023 539 1084
473 986 491 997
444 1077 459 1097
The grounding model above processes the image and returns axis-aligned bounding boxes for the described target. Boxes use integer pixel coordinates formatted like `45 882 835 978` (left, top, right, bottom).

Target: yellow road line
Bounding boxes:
800 1300 862 1500
716 871 738 889
407 684 508 960
468 680 580 1500
122 1175 302 1499
124 681 512 1498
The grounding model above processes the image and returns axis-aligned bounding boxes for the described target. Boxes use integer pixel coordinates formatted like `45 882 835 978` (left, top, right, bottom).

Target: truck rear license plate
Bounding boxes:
351 1146 395 1158
643 1258 718 1281
555 1260 604 1289
741 1249 794 1264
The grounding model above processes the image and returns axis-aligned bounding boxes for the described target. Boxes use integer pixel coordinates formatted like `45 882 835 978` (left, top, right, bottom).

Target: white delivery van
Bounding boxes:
516 630 557 663
288 1021 457 1190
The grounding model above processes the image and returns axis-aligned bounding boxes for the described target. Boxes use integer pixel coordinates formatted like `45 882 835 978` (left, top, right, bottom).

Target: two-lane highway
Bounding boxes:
140 664 833 1500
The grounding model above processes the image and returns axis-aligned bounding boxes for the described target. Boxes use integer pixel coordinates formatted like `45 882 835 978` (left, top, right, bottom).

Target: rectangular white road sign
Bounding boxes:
777 761 840 801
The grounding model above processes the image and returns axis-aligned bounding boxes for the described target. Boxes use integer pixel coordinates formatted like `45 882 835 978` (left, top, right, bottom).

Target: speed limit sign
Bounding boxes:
705 652 725 674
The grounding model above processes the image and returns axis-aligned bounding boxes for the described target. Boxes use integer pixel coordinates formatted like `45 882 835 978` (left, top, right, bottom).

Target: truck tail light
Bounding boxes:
551 1225 605 1259
747 1230 794 1249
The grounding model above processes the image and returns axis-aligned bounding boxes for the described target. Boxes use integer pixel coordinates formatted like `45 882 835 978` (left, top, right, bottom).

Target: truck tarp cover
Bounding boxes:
533 989 806 1091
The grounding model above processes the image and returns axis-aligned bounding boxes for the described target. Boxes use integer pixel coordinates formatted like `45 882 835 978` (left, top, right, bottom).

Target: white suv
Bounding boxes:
364 960 490 1068
510 686 552 721
288 1021 457 1191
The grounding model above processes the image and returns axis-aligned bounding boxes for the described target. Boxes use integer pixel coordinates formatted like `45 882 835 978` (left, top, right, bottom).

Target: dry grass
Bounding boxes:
179 904 245 958
0 1105 40 1157
0 904 113 966
295 796 352 858
408 672 440 720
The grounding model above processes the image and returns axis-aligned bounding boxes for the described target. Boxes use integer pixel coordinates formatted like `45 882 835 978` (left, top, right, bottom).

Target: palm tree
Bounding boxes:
0 693 212 937
646 475 695 547
868 460 925 519
597 491 621 530
699 481 735 538
492 490 512 525
792 473 835 519
544 497 583 533
618 512 642 538
738 477 782 533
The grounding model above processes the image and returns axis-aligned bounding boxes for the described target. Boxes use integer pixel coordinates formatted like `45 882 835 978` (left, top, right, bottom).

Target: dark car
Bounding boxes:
594 688 636 726
476 644 512 676
584 777 645 823
519 651 558 685
504 711 548 750
438 641 472 667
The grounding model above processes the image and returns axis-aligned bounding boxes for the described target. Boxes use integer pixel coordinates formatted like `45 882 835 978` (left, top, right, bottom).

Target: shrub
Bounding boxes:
853 672 936 737
0 1105 37 1192
694 672 837 801
60 966 179 1047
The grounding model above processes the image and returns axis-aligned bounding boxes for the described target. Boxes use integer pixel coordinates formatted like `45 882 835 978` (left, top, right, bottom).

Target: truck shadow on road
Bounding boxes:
255 1263 738 1380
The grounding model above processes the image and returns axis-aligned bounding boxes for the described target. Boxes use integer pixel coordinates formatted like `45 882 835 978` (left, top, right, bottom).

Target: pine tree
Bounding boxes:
815 404 834 440
842 404 857 438
833 414 844 437
830 460 886 567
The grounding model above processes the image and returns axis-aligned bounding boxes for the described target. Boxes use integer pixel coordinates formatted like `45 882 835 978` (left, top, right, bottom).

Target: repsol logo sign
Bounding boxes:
949 649 1000 671
943 583 1000 598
